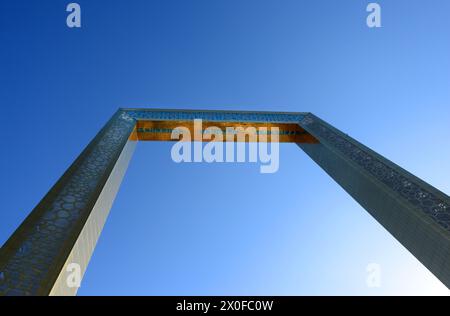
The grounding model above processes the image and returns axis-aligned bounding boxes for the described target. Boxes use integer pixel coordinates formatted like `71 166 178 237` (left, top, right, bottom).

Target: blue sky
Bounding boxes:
0 0 449 295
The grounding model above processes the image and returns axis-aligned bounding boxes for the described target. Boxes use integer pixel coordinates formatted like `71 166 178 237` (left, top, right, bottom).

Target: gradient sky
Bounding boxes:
1 0 449 295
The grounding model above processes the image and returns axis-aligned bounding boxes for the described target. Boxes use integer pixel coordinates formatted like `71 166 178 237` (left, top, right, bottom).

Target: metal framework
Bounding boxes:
0 108 449 295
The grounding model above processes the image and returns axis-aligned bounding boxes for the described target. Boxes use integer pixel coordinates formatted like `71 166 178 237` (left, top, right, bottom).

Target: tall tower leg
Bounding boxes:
298 114 450 289
0 110 137 295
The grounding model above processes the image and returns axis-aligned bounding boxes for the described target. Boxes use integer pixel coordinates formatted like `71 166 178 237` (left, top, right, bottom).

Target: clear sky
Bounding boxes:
1 0 449 295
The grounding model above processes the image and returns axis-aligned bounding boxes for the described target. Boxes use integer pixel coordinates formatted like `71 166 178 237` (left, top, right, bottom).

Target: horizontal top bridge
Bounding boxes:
121 108 317 143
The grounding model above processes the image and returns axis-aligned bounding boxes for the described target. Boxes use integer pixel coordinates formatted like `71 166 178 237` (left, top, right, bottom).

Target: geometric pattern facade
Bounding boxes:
300 114 450 232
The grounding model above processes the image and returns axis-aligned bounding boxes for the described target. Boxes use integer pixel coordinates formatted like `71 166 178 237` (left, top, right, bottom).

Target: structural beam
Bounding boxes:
297 113 450 289
0 109 449 295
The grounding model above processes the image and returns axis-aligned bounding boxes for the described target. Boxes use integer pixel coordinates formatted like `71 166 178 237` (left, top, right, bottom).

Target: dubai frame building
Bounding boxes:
0 108 449 295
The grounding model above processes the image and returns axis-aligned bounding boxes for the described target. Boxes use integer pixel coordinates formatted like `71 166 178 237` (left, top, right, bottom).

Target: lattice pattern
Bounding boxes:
300 114 450 231
0 112 135 295
126 109 306 123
